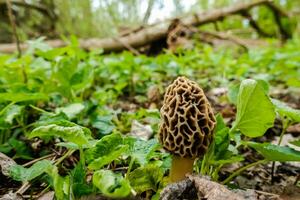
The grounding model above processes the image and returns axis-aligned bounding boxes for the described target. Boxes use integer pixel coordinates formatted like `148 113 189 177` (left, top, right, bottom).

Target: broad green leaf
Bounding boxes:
29 124 91 146
247 142 300 161
34 112 69 127
232 79 276 137
86 135 159 169
92 170 131 198
271 99 300 122
228 80 269 105
127 164 164 193
9 160 52 181
56 140 97 149
55 103 85 120
0 93 48 102
86 134 128 170
88 145 128 170
86 134 123 160
125 138 160 166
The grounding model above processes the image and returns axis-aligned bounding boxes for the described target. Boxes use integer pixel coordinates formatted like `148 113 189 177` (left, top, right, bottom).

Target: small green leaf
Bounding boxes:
9 160 52 181
0 104 23 129
128 164 164 193
271 99 300 122
92 170 131 198
232 79 276 137
247 142 300 161
29 124 91 146
1 104 23 124
227 83 240 105
0 93 48 102
214 114 227 133
5 138 33 159
55 103 85 120
92 115 115 135
213 114 230 159
71 162 93 197
46 165 70 200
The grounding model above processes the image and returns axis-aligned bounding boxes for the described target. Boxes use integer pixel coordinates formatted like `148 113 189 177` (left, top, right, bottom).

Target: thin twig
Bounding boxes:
35 185 51 199
22 153 56 167
16 181 31 195
222 159 267 185
255 189 280 197
5 0 21 57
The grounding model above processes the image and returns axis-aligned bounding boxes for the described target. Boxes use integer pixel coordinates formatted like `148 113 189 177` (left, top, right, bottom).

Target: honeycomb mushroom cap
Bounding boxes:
159 77 216 158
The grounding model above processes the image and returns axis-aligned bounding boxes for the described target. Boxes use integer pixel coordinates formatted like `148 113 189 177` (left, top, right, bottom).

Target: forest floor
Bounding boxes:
0 37 300 200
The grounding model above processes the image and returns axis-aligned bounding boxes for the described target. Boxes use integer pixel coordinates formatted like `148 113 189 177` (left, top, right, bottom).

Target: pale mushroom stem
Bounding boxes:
170 155 195 182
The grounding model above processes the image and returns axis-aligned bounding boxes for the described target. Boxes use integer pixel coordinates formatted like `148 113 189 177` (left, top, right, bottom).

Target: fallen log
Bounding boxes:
0 0 289 54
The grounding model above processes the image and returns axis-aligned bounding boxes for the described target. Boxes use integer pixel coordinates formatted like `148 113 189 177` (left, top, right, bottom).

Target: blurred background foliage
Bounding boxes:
0 0 300 43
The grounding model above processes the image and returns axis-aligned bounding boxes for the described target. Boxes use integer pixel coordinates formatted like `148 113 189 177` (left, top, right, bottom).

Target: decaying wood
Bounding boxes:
160 175 283 200
0 152 16 177
0 0 290 54
160 175 258 200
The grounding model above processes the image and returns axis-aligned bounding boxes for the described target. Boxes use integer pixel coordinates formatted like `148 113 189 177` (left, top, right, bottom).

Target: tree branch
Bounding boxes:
0 0 291 54
0 0 56 20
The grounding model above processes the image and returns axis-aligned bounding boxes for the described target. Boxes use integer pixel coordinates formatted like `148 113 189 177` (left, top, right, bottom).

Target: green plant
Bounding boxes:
0 38 300 199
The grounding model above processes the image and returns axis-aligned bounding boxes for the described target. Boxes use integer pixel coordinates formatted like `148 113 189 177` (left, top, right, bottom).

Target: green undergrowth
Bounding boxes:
0 37 300 199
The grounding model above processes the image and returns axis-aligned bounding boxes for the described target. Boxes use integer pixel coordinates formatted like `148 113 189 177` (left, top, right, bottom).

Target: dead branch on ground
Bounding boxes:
0 0 291 54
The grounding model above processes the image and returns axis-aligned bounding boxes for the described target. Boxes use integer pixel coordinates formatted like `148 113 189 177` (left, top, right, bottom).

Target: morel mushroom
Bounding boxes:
159 77 216 182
